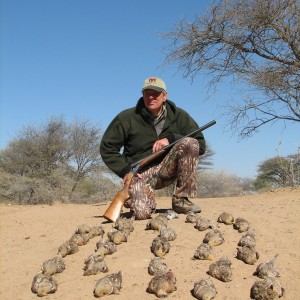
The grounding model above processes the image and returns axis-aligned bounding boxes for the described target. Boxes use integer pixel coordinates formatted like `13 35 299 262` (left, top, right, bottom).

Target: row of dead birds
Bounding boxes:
91 216 136 297
31 210 284 299
31 223 105 296
146 210 178 298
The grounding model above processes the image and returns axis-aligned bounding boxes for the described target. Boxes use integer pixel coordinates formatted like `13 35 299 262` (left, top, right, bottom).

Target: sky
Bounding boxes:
1 0 299 179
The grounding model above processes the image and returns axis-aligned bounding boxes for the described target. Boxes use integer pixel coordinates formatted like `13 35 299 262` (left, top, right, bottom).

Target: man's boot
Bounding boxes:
172 196 201 214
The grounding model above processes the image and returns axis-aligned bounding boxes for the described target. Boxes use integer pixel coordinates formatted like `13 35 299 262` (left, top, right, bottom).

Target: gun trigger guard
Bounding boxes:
131 164 140 175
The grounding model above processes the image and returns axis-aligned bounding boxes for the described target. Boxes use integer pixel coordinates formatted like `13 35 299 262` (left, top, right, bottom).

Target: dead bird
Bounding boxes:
95 238 117 256
114 216 134 233
243 228 256 239
193 243 214 261
208 257 233 282
57 240 79 257
203 229 224 247
254 255 280 279
150 236 171 258
31 272 58 297
107 229 128 245
236 245 260 265
83 253 108 276
75 223 91 234
217 212 234 225
148 257 169 276
194 216 215 231
146 218 168 232
159 227 177 241
89 225 105 239
41 255 65 276
154 214 169 224
69 232 90 246
185 211 200 224
84 260 108 276
238 230 256 248
84 252 104 264
233 217 250 232
146 270 177 298
250 277 284 300
193 278 217 300
93 271 122 297
163 210 179 220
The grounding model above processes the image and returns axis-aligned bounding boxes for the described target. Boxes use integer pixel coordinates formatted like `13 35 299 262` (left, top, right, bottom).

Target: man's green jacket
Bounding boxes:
100 98 206 178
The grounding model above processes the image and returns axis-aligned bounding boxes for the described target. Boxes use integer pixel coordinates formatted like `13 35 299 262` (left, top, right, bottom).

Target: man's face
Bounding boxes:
143 89 167 116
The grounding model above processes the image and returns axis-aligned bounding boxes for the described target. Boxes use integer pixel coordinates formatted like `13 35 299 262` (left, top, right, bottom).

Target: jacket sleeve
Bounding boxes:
100 116 131 178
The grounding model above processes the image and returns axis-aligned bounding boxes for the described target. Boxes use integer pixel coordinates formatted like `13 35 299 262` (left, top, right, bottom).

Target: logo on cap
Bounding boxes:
149 78 157 83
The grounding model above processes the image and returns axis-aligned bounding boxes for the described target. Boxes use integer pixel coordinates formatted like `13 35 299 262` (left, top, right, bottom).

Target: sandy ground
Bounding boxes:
0 187 299 300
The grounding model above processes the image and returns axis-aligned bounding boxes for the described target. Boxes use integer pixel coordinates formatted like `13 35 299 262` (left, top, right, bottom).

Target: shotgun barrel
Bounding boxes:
131 120 216 168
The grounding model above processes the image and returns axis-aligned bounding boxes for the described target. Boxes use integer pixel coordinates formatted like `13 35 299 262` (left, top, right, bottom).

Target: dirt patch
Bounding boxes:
1 188 299 299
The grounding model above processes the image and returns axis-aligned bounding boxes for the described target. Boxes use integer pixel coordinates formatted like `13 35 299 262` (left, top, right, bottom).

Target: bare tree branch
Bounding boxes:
163 0 300 138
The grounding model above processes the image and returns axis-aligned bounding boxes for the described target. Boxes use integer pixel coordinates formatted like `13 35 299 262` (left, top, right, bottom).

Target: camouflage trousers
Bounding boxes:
126 137 199 220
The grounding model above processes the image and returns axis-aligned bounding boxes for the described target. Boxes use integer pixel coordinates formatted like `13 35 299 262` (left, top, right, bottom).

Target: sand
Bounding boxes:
0 187 299 299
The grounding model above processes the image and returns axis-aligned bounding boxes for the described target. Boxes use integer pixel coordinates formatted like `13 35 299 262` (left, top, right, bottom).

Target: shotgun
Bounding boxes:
103 120 216 222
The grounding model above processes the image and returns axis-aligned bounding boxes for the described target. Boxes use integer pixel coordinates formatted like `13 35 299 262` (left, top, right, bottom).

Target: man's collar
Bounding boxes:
152 103 166 121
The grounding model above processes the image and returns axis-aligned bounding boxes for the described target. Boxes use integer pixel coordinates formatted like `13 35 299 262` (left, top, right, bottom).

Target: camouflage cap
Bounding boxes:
142 77 167 92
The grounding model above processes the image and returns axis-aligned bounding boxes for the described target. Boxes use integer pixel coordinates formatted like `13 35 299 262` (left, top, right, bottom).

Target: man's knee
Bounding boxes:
174 137 199 154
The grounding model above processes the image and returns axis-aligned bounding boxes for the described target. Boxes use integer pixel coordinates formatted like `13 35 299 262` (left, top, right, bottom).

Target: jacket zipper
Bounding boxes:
158 120 176 139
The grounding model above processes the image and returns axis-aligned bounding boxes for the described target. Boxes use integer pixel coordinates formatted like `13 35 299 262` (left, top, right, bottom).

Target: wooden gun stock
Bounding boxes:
102 120 216 222
103 172 134 222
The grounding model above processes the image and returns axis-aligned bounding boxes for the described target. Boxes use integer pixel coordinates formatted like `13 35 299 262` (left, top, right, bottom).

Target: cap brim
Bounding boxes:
142 86 165 92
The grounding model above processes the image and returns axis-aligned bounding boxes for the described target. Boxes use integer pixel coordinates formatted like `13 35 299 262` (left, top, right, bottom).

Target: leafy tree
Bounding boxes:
256 155 297 187
0 116 70 178
0 117 104 203
253 177 272 190
164 0 300 138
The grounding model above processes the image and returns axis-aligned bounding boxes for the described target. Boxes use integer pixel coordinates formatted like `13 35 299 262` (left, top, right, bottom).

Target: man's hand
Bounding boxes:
123 172 142 184
152 138 169 153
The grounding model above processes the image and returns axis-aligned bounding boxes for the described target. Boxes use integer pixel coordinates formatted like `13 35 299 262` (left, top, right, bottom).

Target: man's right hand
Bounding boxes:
123 172 142 185
152 138 169 153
